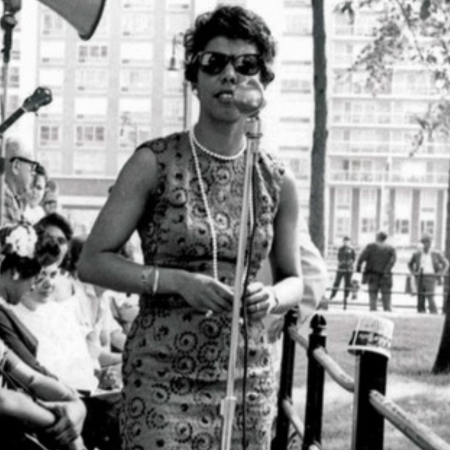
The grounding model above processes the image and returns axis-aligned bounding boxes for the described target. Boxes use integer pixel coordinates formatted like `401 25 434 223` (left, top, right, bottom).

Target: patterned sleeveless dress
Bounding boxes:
120 131 285 450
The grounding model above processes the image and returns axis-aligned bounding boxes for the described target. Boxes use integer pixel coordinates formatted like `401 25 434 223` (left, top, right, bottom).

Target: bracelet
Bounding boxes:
141 266 155 295
152 267 160 296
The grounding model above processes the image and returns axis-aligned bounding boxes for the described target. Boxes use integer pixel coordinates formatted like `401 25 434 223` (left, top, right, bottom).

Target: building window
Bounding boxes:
121 42 153 65
361 218 376 234
163 98 183 124
75 125 106 147
40 41 65 65
37 150 62 175
280 63 312 93
166 0 191 12
123 0 153 7
39 125 61 147
78 44 108 64
76 68 108 92
420 220 435 237
284 13 311 36
336 188 351 207
122 12 153 36
41 11 65 36
119 113 151 149
9 66 19 88
336 216 351 238
73 152 105 175
395 219 410 234
6 94 19 116
121 69 152 92
286 157 309 181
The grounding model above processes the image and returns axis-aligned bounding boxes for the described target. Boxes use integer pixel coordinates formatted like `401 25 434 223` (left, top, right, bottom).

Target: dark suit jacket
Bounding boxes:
408 250 449 275
356 242 396 283
0 304 56 378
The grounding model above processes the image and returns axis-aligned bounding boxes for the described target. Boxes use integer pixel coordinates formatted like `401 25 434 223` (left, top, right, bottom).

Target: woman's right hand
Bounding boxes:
178 272 234 314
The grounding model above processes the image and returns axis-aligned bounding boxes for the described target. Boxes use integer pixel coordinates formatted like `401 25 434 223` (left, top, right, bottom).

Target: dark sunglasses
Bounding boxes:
195 52 263 76
10 156 38 172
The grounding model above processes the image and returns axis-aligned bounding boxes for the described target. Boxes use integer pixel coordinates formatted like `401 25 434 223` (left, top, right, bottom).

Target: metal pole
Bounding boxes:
220 117 260 450
272 308 299 450
302 314 327 450
352 351 388 450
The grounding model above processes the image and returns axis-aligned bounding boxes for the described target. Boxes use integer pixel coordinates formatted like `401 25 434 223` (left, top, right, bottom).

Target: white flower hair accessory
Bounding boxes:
4 224 37 259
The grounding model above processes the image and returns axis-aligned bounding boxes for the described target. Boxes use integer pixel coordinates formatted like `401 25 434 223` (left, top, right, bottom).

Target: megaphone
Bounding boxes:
38 0 107 40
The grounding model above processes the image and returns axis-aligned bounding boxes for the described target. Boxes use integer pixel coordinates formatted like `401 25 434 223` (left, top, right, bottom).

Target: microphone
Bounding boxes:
234 79 265 117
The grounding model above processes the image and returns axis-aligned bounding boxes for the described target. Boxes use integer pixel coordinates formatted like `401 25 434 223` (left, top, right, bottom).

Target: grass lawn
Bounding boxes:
290 311 450 450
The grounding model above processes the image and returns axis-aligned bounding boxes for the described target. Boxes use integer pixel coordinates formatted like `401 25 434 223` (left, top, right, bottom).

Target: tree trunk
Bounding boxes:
432 159 450 373
309 0 328 255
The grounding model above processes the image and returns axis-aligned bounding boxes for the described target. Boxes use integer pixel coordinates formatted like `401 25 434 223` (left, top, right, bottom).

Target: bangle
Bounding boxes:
142 266 155 295
152 267 160 296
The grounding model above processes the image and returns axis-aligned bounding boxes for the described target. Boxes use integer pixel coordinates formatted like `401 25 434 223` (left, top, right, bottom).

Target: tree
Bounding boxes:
337 0 450 373
309 0 328 255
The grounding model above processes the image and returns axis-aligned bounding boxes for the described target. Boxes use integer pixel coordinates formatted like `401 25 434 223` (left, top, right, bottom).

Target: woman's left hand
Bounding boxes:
244 282 277 320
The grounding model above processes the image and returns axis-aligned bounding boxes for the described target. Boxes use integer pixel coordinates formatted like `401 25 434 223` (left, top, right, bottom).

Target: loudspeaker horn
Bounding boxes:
38 0 107 41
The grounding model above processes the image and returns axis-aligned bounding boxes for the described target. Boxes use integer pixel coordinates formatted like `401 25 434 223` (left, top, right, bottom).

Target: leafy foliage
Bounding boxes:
337 0 450 145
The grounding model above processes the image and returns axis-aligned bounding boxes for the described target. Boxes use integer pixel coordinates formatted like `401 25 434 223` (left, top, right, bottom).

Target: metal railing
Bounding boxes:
271 311 450 450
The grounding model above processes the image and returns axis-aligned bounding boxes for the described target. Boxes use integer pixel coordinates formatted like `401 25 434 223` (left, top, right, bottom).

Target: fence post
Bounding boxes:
302 313 327 450
352 351 388 450
272 308 299 450
417 269 424 313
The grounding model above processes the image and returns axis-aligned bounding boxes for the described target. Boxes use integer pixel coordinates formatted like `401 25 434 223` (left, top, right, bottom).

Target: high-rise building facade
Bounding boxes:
328 6 448 253
7 1 444 253
11 0 314 235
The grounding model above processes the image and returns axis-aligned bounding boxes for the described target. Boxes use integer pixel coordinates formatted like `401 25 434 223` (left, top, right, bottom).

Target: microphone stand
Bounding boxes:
220 114 262 450
0 0 21 225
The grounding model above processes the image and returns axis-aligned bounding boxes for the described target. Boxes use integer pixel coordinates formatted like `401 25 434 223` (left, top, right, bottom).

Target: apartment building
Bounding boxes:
10 1 440 252
328 7 448 252
8 0 313 235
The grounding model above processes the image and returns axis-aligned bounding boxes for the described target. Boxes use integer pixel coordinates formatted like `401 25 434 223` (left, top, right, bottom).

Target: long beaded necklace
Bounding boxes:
189 129 254 281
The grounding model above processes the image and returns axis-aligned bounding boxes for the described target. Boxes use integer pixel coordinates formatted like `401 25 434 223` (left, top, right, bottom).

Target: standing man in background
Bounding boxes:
356 231 396 312
408 234 449 314
329 236 356 304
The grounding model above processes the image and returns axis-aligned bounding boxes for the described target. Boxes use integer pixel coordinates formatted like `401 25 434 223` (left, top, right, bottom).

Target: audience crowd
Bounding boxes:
0 137 138 449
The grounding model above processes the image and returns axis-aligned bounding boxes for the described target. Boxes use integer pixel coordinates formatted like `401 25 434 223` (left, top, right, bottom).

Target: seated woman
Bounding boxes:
0 223 57 378
58 236 125 367
0 330 86 450
0 223 121 450
11 242 101 394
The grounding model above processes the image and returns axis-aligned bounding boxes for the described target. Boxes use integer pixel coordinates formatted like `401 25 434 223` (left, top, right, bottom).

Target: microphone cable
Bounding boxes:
240 159 259 450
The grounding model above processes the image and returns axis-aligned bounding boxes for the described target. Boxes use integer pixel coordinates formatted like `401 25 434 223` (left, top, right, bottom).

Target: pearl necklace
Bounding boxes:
188 130 254 281
191 129 247 161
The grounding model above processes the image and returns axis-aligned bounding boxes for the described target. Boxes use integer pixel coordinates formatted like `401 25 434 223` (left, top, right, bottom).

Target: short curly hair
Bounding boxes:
34 213 74 242
184 5 276 86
